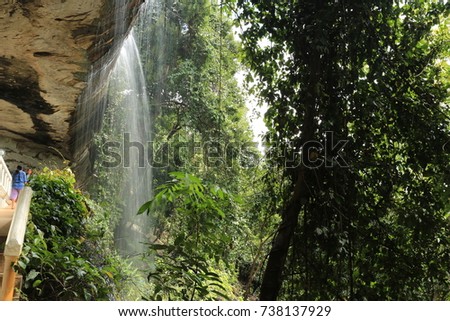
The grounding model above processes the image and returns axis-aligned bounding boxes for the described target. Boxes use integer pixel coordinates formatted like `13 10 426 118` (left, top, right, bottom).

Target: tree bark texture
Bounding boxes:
259 45 320 300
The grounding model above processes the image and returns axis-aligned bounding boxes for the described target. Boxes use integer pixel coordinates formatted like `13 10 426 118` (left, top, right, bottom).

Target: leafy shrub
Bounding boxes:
27 168 87 238
15 168 132 300
139 172 243 300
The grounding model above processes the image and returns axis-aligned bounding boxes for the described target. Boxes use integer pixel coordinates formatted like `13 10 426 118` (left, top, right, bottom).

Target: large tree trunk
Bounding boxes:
259 99 317 300
259 166 310 300
259 47 320 300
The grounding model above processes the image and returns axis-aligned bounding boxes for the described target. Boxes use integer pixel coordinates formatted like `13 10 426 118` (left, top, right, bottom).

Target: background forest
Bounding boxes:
17 0 450 301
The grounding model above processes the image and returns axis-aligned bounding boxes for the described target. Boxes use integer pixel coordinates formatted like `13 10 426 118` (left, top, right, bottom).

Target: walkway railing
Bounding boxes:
0 154 12 208
0 186 33 300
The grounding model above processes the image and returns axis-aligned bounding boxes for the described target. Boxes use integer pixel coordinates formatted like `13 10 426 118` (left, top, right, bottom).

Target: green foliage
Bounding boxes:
18 224 111 300
139 172 242 300
27 168 87 238
137 0 258 187
134 1 268 299
237 0 450 300
89 81 128 230
16 168 136 300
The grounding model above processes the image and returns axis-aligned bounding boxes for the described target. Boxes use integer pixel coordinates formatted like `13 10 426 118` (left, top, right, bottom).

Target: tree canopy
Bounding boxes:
237 0 450 300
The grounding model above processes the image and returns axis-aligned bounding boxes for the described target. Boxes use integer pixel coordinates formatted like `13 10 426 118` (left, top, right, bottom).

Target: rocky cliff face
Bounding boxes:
0 0 142 169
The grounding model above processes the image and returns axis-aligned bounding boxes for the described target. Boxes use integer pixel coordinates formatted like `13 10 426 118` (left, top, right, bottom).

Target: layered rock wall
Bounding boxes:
0 0 142 170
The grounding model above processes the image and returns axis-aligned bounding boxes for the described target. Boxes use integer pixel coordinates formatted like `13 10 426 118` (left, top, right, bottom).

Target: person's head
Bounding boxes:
16 165 22 171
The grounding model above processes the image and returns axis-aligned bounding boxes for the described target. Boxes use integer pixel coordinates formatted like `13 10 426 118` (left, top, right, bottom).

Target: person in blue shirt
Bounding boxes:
10 165 27 209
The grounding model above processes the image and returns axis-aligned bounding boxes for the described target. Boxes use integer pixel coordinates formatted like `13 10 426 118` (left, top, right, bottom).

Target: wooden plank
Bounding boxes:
0 255 18 300
0 273 21 301
1 254 22 300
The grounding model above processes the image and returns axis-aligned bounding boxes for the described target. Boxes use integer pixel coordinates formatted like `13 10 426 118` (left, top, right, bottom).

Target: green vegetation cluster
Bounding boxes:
237 0 450 300
14 0 450 301
16 168 137 300
128 0 288 300
89 0 274 300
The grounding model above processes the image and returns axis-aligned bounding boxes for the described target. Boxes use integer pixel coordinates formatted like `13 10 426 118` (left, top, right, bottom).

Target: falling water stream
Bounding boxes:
75 0 159 259
108 31 153 257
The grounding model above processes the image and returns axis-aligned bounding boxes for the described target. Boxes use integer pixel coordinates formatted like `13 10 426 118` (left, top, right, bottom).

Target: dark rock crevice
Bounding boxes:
0 56 55 145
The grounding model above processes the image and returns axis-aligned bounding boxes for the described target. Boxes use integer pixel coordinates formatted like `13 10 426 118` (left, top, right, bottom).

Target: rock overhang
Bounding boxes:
0 0 143 170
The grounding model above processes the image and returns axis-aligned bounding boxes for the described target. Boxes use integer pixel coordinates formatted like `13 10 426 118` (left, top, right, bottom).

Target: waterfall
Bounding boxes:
73 0 158 259
108 31 153 257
